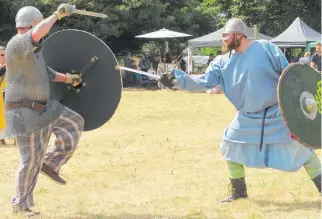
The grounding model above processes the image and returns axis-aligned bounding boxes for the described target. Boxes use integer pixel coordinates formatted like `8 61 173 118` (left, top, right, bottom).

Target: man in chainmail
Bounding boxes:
160 18 321 202
5 4 84 217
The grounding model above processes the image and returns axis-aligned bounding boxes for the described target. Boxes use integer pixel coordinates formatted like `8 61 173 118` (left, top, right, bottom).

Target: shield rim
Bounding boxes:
277 63 321 149
44 29 123 131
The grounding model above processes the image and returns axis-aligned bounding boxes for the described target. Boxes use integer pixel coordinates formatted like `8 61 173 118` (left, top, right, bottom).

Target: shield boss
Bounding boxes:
278 63 321 149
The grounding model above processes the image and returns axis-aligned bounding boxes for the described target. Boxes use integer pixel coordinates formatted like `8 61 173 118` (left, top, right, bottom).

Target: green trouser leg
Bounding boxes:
303 151 321 193
303 151 321 179
227 161 245 179
220 161 248 202
223 152 322 200
227 153 321 179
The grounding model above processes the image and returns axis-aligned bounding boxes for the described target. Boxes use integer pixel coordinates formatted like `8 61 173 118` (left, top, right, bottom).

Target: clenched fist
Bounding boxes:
159 73 176 88
54 4 75 20
65 73 82 87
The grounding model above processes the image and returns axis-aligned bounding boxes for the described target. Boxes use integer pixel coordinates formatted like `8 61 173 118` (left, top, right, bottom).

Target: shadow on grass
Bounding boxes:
252 199 321 213
63 213 205 219
0 143 16 149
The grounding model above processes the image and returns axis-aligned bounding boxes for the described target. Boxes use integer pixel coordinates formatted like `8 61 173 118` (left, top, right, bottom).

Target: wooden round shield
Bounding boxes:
278 63 321 149
43 29 122 131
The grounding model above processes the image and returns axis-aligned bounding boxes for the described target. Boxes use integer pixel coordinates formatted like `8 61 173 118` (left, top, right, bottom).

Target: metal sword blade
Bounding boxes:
116 66 161 80
73 9 108 18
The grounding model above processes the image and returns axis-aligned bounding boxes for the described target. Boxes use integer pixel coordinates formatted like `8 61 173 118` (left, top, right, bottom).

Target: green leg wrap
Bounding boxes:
303 151 321 179
227 161 245 179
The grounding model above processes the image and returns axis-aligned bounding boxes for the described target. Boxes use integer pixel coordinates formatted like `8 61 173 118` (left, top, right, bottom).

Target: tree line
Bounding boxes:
0 0 320 55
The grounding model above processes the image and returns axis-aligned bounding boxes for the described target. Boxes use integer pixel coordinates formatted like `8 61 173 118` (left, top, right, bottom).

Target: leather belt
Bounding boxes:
259 106 271 152
6 99 47 111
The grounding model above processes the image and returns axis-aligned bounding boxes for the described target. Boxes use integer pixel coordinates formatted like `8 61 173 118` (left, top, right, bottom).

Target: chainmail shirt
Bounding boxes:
3 29 64 137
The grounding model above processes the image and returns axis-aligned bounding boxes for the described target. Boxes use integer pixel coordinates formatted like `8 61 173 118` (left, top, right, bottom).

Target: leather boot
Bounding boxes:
220 177 248 202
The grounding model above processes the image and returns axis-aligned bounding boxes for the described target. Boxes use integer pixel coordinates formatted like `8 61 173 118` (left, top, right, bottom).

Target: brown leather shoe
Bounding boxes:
41 163 66 185
13 208 40 217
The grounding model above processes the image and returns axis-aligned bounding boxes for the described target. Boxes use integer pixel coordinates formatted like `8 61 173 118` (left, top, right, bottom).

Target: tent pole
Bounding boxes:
187 47 192 75
254 25 258 40
165 41 169 51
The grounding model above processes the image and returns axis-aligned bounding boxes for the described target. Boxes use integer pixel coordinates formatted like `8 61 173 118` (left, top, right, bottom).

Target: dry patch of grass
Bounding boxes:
0 89 320 219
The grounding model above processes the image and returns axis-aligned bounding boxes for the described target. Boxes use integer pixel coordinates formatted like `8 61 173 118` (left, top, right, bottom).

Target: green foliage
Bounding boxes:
198 47 222 56
0 0 320 55
293 48 304 58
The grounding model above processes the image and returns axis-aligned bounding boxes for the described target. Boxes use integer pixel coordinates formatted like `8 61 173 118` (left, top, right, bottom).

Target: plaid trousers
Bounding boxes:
12 107 84 211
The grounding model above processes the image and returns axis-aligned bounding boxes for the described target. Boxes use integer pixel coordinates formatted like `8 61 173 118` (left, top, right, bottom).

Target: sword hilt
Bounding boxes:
80 56 99 78
66 56 99 92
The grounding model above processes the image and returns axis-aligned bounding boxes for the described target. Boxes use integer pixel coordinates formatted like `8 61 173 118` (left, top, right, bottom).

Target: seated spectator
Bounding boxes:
139 53 150 72
298 52 311 65
207 54 215 67
157 51 175 75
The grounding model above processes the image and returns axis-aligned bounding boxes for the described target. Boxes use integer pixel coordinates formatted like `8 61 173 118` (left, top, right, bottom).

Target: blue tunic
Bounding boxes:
172 40 312 171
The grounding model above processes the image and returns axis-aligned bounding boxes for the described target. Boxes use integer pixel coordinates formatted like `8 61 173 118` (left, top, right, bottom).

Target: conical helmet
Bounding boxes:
222 18 247 37
15 6 44 28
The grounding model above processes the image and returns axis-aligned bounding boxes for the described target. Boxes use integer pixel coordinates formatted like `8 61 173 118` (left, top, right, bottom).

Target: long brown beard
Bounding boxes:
221 35 241 53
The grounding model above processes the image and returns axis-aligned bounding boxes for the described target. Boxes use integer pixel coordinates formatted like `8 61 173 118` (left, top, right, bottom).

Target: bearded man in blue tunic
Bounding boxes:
160 18 321 202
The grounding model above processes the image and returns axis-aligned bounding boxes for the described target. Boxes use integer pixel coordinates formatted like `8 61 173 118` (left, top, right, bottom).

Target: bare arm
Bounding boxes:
32 14 58 43
311 62 316 69
56 72 81 85
47 67 81 85
47 67 68 83
54 72 68 83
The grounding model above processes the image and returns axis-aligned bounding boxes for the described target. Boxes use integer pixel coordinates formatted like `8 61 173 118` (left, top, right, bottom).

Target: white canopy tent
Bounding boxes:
136 28 192 39
270 17 321 47
136 28 192 51
186 25 272 73
188 26 272 48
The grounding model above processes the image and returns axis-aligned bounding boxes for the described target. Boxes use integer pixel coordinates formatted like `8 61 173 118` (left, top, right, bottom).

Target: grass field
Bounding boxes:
0 89 321 219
